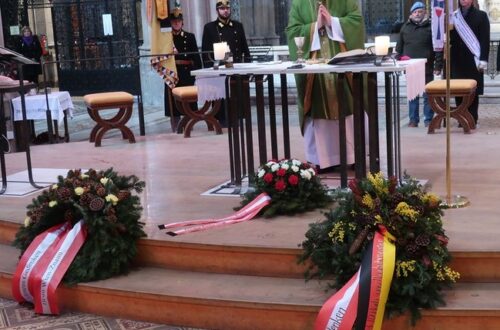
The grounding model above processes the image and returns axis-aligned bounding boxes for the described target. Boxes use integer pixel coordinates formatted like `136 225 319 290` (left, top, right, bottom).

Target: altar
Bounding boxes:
191 59 426 189
11 91 74 142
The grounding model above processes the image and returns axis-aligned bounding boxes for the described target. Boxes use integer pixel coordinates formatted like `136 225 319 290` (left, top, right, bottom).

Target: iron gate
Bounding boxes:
51 0 141 95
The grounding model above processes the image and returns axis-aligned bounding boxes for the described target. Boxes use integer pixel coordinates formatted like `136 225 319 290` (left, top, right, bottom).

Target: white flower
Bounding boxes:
281 163 290 170
292 159 302 166
49 200 58 208
271 164 280 172
24 217 31 227
80 174 89 179
266 161 277 166
74 187 84 195
258 169 266 178
100 177 109 185
52 184 58 190
105 194 119 205
291 165 300 172
300 169 312 180
308 168 316 176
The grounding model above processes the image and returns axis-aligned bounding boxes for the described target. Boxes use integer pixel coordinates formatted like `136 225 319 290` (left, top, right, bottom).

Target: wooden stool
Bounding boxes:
425 79 477 134
83 92 136 147
171 86 222 138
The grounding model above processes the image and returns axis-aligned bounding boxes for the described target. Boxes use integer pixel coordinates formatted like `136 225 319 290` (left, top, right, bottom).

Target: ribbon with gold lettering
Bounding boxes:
158 193 271 236
314 227 395 330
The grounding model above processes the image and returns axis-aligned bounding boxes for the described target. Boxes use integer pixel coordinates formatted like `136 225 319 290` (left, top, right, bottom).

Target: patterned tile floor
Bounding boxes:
0 297 203 330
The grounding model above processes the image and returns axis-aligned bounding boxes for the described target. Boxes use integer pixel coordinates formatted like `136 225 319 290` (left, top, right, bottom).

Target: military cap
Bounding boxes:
216 0 230 9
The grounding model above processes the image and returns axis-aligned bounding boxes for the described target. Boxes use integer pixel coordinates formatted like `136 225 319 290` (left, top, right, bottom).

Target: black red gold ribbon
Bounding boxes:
315 227 395 330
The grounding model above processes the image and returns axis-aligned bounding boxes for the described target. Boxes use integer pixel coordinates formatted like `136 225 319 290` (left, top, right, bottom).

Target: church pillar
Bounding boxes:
240 0 279 45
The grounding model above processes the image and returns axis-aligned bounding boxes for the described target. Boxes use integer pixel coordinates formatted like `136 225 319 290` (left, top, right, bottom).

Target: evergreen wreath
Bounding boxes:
237 158 332 217
13 168 146 285
300 172 459 323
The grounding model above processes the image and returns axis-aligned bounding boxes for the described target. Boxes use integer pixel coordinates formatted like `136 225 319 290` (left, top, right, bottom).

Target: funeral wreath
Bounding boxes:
237 158 332 217
13 168 146 284
300 172 459 322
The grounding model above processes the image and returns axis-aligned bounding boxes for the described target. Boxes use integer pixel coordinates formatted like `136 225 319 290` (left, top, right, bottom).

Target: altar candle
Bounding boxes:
213 42 227 60
374 36 390 56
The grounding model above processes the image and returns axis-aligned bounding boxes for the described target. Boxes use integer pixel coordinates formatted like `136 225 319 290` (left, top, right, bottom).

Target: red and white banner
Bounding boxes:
12 220 87 315
314 229 395 330
158 193 271 236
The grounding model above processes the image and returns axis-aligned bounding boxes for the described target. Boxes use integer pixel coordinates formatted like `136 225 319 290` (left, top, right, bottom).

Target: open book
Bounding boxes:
328 48 376 65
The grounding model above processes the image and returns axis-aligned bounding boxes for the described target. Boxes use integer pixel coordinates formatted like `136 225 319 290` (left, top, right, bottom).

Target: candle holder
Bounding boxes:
294 37 305 64
224 51 234 68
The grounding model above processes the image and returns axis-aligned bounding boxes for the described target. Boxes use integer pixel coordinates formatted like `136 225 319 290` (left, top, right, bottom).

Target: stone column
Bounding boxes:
241 0 279 45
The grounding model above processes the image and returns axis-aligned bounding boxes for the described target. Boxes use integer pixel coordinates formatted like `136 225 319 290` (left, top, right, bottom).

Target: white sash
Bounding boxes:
453 9 481 66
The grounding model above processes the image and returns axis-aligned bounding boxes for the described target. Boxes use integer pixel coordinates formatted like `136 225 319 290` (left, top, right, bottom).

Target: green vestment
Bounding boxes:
286 0 365 131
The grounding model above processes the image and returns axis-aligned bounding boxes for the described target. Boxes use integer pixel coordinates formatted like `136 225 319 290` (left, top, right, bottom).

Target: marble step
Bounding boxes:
2 243 500 330
2 220 500 283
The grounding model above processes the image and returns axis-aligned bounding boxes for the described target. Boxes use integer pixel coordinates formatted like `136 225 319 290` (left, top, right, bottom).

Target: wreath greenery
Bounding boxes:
237 159 332 217
300 172 459 323
13 168 146 285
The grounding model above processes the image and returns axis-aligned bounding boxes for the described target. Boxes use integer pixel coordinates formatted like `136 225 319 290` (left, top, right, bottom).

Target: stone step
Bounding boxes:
2 242 500 330
1 220 499 283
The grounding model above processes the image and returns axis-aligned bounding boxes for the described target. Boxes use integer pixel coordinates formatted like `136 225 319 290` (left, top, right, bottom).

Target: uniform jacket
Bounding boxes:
165 29 202 117
396 18 443 83
450 6 490 95
201 18 251 67
173 30 202 87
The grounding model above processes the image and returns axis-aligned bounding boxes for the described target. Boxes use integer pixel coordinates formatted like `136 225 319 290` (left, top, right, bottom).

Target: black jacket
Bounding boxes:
450 6 490 95
396 18 442 83
173 30 202 87
201 18 251 67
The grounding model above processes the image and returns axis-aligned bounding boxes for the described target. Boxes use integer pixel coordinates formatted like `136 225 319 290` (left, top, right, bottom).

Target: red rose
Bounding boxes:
277 168 287 177
275 179 286 191
263 173 274 184
288 175 299 185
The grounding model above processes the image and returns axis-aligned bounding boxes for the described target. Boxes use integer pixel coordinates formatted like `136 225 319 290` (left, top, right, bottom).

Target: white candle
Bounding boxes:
374 36 390 56
213 42 227 60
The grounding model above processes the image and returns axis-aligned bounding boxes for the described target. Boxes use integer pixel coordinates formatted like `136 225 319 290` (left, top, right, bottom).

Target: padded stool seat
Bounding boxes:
425 79 477 134
84 91 135 146
171 86 222 138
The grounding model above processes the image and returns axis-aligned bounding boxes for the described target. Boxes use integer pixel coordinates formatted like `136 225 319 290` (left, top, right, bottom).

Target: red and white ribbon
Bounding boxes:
159 193 271 236
12 220 87 315
12 222 70 304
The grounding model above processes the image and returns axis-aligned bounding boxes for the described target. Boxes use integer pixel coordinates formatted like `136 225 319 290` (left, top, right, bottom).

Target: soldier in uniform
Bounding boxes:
201 0 251 67
165 6 202 132
201 0 251 126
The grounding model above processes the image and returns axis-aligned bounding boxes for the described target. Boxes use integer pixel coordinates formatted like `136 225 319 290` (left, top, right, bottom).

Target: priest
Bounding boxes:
286 0 365 173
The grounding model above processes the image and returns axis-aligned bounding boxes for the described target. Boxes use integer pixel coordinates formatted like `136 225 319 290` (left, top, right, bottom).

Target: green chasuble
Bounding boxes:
286 0 365 131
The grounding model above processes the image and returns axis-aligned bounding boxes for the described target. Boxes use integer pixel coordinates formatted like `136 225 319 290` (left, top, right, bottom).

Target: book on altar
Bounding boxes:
328 48 376 65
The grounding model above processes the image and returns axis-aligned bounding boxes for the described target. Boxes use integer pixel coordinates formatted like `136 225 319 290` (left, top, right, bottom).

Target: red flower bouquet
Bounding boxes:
237 159 332 217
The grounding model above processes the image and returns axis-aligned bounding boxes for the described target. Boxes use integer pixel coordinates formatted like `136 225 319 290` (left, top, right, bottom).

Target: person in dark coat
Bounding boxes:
165 7 202 132
15 26 43 85
450 0 490 125
396 1 443 127
201 0 251 127
201 0 251 67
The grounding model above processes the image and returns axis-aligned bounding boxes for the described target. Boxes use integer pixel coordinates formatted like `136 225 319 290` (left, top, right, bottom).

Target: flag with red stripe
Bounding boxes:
315 228 395 330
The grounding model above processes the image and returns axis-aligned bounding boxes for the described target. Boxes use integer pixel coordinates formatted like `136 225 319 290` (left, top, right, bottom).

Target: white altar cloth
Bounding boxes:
12 91 74 125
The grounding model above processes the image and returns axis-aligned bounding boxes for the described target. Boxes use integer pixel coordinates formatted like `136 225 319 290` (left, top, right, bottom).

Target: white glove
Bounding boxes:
478 60 488 71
